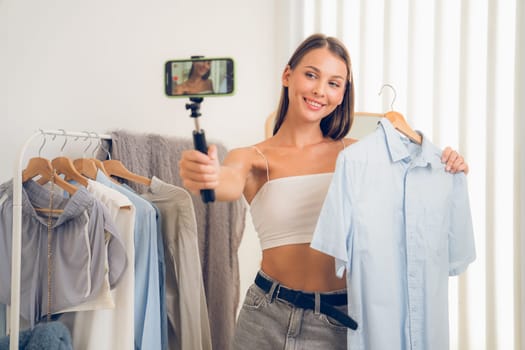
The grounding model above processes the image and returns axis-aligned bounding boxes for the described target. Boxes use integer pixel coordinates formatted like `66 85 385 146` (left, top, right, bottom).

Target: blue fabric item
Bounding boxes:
0 321 73 350
96 171 162 350
123 183 168 350
311 118 476 350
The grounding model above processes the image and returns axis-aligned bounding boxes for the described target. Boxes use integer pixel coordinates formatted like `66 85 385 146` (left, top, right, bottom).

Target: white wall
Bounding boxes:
1 0 282 312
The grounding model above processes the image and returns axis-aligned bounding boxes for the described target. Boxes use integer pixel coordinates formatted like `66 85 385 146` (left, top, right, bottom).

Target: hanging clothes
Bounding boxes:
60 178 136 350
311 118 476 350
142 176 212 350
0 179 127 327
95 171 164 350
99 130 246 350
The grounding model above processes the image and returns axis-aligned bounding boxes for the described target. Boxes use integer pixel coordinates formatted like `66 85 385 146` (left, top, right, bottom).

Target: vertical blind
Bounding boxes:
277 0 524 349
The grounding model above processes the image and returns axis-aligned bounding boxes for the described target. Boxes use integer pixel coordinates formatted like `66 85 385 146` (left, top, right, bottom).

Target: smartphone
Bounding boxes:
164 57 235 97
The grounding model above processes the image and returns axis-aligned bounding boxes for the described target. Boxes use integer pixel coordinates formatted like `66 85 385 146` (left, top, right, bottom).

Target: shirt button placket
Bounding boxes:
404 167 421 349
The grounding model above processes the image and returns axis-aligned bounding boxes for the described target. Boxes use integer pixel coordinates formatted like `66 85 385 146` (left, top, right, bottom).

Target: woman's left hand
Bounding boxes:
441 147 469 174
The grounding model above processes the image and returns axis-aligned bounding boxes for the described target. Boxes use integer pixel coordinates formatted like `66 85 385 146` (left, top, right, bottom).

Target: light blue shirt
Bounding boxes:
311 119 476 350
96 171 162 350
123 184 168 350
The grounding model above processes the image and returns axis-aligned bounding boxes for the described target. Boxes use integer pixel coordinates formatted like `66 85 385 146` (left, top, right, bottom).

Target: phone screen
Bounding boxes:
165 57 234 97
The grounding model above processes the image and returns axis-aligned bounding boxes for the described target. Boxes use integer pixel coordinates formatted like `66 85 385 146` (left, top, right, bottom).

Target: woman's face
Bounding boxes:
193 61 211 78
283 47 347 122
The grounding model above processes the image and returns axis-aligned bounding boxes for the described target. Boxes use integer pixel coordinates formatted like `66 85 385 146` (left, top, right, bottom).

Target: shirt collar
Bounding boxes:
21 179 94 227
378 118 444 169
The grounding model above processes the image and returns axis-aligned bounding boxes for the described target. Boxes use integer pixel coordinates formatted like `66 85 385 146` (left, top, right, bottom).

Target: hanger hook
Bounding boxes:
90 132 98 157
378 83 397 111
95 132 111 160
82 131 93 155
59 129 68 154
38 129 47 157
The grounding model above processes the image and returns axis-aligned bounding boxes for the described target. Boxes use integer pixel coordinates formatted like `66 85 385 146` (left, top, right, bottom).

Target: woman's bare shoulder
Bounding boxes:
224 143 267 167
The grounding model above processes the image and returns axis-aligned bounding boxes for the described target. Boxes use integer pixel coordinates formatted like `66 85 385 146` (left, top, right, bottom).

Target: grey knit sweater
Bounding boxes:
98 130 246 350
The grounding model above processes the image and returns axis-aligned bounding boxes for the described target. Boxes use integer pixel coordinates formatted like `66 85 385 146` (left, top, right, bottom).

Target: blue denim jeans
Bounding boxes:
231 271 348 350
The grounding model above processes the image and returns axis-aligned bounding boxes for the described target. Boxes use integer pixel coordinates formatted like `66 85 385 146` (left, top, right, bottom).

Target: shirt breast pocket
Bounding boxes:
422 204 450 261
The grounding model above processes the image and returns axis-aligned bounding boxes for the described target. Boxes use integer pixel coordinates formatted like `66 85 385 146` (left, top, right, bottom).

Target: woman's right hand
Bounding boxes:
179 144 220 195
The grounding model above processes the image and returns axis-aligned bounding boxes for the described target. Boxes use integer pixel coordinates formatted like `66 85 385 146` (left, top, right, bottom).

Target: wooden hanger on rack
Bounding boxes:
103 159 152 186
355 84 422 145
90 133 111 177
51 157 89 186
46 131 89 186
73 132 99 180
74 158 98 180
22 157 78 196
22 133 78 197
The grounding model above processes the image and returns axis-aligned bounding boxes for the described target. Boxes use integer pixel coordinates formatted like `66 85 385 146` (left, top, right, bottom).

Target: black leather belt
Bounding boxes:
255 272 358 330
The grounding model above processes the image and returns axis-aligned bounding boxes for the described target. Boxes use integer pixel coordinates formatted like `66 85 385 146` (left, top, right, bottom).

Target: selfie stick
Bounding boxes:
186 97 215 203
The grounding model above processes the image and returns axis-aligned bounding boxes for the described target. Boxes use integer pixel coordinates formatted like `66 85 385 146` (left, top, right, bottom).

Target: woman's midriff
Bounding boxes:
260 243 346 292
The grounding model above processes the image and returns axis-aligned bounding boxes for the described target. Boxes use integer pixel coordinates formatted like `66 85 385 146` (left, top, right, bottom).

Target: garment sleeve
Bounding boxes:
310 151 352 278
448 173 476 276
96 200 128 288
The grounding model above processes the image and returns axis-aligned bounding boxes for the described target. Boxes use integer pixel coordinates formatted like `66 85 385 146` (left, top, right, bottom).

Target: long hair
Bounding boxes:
188 60 211 80
272 33 354 140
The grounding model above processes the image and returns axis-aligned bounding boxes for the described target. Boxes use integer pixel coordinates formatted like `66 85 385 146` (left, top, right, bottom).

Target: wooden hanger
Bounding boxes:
46 131 89 186
89 133 112 177
23 132 78 197
355 84 422 145
103 159 152 186
22 157 78 196
50 156 89 187
384 111 422 144
89 158 110 176
72 133 98 180
73 158 98 180
22 157 53 183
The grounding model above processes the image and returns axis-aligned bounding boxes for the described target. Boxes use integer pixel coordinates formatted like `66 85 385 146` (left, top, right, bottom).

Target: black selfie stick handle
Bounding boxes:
193 129 216 203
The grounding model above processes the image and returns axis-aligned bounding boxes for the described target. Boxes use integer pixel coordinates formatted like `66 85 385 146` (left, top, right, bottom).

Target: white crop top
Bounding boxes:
246 144 343 250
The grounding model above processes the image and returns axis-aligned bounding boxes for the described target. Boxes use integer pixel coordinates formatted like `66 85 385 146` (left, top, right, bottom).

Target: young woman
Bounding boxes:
179 33 468 349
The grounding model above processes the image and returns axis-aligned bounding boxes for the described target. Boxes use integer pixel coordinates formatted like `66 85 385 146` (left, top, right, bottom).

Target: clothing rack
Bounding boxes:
9 129 111 350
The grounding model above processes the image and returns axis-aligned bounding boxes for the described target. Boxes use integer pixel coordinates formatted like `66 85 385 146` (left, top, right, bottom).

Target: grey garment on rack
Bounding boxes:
0 180 128 326
98 130 246 350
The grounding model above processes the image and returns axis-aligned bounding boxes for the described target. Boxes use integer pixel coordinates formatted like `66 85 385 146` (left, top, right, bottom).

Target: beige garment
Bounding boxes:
63 179 136 350
100 130 246 350
142 176 212 350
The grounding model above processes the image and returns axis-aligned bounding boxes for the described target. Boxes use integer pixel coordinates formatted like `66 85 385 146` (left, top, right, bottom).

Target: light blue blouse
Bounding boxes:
311 119 476 350
96 172 162 350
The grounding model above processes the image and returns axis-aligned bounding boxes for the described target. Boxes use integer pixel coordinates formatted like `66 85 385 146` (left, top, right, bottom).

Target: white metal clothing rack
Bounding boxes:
9 129 111 350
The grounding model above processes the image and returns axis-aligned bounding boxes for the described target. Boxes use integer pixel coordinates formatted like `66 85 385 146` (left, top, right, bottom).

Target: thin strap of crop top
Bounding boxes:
252 146 270 182
252 139 346 183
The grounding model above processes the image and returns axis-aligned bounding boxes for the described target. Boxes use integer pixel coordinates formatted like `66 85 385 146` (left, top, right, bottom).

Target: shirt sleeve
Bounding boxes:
96 200 128 288
310 151 353 278
448 173 476 276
